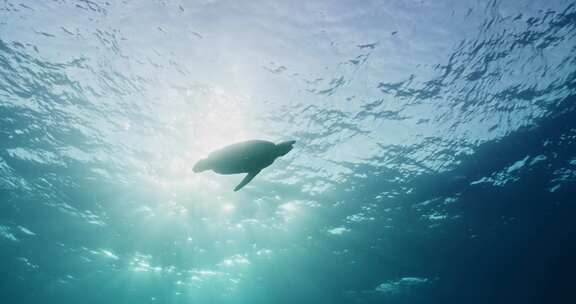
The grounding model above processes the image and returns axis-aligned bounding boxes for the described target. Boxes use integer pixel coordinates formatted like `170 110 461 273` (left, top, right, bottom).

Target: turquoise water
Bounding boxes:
1 1 575 303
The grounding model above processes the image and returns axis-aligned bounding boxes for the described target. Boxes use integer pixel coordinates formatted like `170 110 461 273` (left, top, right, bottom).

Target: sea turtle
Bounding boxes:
193 140 296 191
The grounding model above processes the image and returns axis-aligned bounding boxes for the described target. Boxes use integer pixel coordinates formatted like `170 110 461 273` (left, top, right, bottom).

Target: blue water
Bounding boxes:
1 1 575 303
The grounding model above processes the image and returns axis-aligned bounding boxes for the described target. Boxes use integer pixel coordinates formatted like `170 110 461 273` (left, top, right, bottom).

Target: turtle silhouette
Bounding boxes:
193 140 295 191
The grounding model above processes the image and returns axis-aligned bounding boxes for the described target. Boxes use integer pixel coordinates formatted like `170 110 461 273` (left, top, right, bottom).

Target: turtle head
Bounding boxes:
275 140 296 157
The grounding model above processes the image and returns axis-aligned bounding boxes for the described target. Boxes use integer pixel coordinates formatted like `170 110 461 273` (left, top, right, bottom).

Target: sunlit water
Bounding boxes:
1 1 575 303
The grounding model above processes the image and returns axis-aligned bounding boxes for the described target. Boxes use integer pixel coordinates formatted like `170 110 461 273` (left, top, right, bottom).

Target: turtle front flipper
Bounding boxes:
234 170 261 191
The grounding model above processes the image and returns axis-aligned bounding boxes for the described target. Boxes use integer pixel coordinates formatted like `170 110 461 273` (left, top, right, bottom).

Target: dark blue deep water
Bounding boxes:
1 1 576 303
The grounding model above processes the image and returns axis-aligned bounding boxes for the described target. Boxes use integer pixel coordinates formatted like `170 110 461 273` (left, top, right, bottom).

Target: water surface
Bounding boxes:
1 1 575 303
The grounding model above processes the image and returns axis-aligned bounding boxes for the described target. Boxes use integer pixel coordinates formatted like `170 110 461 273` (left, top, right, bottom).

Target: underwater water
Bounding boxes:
1 0 576 303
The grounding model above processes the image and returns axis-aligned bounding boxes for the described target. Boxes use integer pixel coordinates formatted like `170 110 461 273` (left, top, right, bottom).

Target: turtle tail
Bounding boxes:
193 158 211 173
